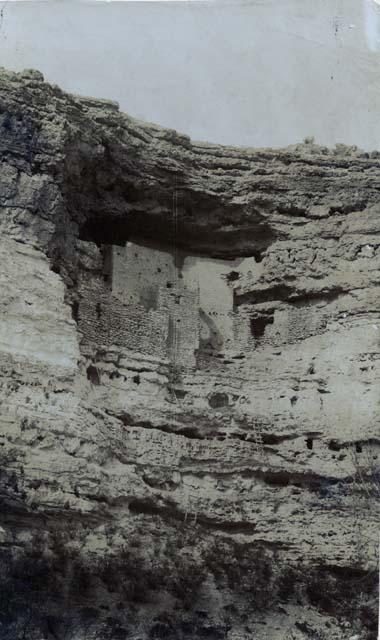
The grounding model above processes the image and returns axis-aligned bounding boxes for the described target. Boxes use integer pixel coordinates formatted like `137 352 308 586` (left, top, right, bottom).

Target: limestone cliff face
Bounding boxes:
0 67 379 640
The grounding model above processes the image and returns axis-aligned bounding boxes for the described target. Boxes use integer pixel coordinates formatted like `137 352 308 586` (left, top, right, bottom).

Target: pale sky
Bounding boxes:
1 0 380 149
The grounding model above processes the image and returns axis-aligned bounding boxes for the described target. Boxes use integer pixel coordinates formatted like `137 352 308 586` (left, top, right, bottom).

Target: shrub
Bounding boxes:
166 556 207 609
203 540 275 610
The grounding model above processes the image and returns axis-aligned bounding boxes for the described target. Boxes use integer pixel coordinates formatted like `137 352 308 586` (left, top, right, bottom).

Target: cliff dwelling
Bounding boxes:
76 238 265 365
0 68 378 640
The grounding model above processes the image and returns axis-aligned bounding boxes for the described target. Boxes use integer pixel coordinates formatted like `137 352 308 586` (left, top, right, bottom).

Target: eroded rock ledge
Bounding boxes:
0 67 378 639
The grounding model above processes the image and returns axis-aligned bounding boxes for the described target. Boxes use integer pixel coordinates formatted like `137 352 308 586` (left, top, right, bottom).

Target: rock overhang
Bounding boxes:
0 66 379 638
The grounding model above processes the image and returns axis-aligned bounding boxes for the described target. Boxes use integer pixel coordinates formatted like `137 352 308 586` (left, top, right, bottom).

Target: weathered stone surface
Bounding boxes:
0 67 378 639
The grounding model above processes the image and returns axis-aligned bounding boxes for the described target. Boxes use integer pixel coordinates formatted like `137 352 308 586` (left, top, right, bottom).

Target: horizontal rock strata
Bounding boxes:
0 67 378 639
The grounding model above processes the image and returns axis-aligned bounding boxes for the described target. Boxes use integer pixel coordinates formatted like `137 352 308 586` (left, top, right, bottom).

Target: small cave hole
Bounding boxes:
306 437 313 450
2 114 12 131
86 365 100 386
51 264 61 275
173 389 187 399
166 282 172 288
328 440 341 452
208 392 229 409
133 375 141 385
71 300 79 323
179 427 199 439
290 395 298 407
261 434 282 445
226 271 240 282
253 250 264 263
355 442 362 454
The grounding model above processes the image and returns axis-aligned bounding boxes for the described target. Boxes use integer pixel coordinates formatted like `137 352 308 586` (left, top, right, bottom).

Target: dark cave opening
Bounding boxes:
328 440 341 452
71 300 79 323
250 313 274 339
235 284 293 307
87 365 100 385
78 210 274 261
226 271 240 282
208 392 229 409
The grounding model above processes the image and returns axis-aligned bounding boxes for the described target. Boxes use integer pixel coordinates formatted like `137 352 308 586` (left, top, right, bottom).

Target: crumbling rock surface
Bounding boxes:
0 67 379 639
